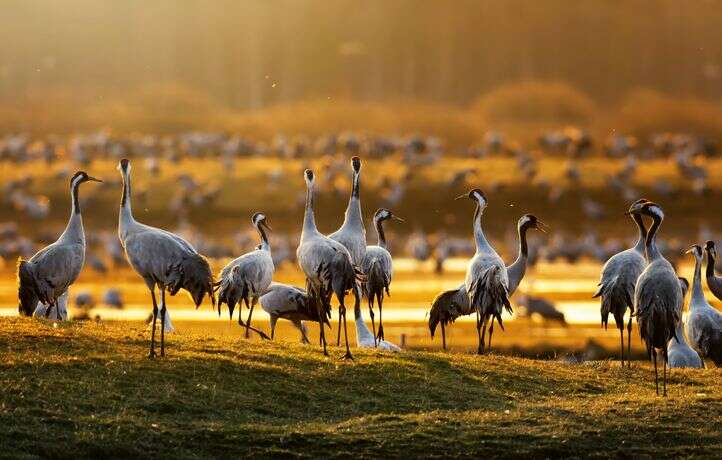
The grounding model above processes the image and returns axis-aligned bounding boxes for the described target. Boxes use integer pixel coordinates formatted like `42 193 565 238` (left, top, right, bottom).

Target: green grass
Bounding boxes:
1 318 721 458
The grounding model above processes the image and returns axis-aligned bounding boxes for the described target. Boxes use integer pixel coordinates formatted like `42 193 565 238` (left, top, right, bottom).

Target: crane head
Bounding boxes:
304 169 314 184
252 212 272 232
374 208 404 223
685 244 703 260
118 158 130 173
351 156 361 173
71 171 103 187
705 240 717 259
519 214 548 233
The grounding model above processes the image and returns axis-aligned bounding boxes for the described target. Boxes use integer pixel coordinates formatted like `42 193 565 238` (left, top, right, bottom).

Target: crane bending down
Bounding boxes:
216 213 274 339
428 213 545 350
686 244 722 366
117 159 215 358
259 282 330 343
17 171 102 319
593 200 648 367
329 156 366 345
297 169 362 359
629 200 681 396
362 208 403 343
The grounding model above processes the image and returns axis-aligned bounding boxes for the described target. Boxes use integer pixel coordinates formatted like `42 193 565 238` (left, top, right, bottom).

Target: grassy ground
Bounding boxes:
1 318 720 458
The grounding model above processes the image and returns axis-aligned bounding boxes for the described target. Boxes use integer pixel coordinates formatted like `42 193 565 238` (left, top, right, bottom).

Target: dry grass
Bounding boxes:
0 318 720 458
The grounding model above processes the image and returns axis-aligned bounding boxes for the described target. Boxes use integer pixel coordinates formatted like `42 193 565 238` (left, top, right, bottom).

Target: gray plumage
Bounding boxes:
703 240 722 301
669 315 704 369
461 189 511 354
428 213 545 350
428 283 470 350
217 212 274 338
117 159 214 358
506 214 548 296
686 245 722 367
296 169 360 358
17 171 101 318
361 208 402 342
259 282 329 343
630 200 681 396
593 207 647 366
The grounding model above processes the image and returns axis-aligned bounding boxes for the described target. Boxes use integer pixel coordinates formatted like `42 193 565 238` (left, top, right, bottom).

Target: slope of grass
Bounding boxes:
1 318 720 458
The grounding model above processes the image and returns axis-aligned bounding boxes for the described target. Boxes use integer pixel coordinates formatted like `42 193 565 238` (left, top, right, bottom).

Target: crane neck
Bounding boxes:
61 179 84 243
706 249 716 280
632 214 647 253
119 168 137 236
256 223 270 251
511 223 529 267
341 171 364 231
473 203 491 253
374 216 387 249
645 214 662 261
302 181 318 237
691 255 706 308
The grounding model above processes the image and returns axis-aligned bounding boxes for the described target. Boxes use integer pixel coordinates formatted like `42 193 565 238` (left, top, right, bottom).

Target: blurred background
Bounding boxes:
1 0 722 358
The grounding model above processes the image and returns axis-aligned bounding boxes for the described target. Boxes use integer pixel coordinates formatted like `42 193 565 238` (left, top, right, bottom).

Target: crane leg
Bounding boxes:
160 288 166 358
336 306 342 347
44 301 53 319
441 321 447 351
476 311 485 355
149 288 158 359
340 299 353 360
663 346 668 397
369 301 377 347
488 320 494 352
619 327 625 368
244 297 257 339
317 293 329 356
653 349 659 396
626 314 633 368
270 316 278 340
376 292 385 342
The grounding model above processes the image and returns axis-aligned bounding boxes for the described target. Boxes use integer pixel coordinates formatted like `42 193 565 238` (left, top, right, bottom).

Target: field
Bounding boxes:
1 318 720 458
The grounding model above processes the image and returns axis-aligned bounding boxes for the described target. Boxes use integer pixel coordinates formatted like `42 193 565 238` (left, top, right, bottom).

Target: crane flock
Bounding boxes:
14 156 722 396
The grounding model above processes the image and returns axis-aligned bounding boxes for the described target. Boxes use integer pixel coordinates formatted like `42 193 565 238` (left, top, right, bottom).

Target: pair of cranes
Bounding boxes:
595 199 722 396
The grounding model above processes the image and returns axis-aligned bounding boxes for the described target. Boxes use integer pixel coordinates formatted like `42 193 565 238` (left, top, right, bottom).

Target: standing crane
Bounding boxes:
116 159 215 358
593 199 648 367
216 213 274 338
297 169 361 359
460 189 511 355
628 200 682 396
329 156 366 345
17 171 102 318
685 245 722 366
361 208 403 343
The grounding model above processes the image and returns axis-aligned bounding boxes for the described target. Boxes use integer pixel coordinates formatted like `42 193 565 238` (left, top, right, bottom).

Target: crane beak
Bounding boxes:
454 194 467 201
535 220 550 233
261 220 272 232
87 176 103 183
684 245 697 255
392 215 405 222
